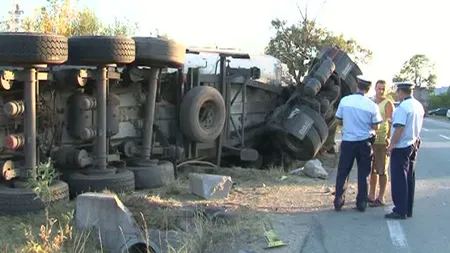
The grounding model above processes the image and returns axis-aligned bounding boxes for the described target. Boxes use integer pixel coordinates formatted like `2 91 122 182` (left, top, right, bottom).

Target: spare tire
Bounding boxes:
180 86 226 143
0 32 68 65
68 36 135 65
132 37 186 68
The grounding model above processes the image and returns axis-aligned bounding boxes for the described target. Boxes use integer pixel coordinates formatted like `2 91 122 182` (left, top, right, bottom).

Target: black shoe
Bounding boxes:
334 201 345 212
354 206 366 212
385 212 406 220
407 213 412 218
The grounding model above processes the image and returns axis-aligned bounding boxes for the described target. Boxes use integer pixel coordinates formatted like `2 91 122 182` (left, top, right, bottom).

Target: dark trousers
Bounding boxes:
391 141 419 217
334 139 373 209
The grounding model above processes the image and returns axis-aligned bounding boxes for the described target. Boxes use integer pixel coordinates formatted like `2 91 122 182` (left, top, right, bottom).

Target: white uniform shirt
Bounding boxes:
336 93 383 141
391 96 424 148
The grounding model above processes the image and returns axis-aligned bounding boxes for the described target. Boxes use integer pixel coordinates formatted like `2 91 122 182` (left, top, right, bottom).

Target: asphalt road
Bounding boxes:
300 117 450 253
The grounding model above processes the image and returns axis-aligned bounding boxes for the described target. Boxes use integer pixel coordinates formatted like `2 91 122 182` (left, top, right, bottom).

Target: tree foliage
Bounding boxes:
0 3 24 32
265 8 372 84
429 93 450 109
0 0 139 36
393 54 437 89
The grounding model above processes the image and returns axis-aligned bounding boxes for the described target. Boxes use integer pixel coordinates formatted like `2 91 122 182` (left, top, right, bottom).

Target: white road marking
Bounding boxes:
386 220 408 248
439 134 450 141
422 128 429 132
385 206 409 249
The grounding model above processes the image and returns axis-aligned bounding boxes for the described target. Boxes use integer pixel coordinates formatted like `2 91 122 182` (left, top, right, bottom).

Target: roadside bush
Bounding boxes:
429 93 450 109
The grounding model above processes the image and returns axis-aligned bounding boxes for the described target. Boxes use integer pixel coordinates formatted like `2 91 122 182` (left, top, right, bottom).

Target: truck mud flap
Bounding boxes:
302 106 329 143
281 105 315 141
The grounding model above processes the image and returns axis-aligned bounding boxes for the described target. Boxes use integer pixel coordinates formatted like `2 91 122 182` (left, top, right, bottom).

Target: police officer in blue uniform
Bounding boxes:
385 82 424 219
334 76 383 212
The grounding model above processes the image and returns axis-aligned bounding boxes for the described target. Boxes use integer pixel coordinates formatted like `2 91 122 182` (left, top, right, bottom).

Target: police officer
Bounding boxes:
334 76 383 212
385 82 424 219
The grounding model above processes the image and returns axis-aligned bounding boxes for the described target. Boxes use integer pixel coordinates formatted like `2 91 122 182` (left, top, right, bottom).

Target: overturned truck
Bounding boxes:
0 33 362 214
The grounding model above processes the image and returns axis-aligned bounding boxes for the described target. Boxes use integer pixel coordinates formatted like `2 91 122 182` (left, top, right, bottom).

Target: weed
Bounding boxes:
26 158 60 203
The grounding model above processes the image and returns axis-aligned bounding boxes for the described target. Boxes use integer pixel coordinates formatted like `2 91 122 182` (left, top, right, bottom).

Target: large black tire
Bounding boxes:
180 86 226 143
68 36 135 65
302 106 329 143
275 127 322 161
128 160 175 189
68 169 135 199
0 180 69 215
0 32 68 65
132 37 186 68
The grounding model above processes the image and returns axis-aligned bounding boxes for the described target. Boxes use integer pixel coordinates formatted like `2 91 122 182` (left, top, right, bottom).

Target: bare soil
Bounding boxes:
0 153 390 253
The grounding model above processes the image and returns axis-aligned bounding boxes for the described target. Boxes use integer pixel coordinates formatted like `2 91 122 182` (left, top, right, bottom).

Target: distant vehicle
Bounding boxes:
428 108 449 116
446 109 450 120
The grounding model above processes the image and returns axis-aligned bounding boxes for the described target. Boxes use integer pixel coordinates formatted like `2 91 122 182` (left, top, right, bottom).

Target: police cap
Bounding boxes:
395 82 414 89
356 75 372 88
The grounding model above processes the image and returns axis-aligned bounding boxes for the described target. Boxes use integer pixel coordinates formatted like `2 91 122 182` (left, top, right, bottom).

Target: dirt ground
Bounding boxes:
0 152 391 253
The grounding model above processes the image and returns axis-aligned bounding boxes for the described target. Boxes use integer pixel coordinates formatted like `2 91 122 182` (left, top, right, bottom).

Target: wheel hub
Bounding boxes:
1 160 16 180
199 102 216 129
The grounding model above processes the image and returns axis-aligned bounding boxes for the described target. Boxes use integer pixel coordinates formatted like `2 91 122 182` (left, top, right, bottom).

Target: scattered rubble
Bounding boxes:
189 173 233 199
75 192 161 253
303 159 329 179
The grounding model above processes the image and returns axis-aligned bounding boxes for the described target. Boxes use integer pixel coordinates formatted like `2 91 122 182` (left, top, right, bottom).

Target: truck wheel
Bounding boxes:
133 37 186 68
0 180 69 215
302 106 329 143
68 36 135 65
0 32 68 65
275 127 322 161
128 160 175 189
180 86 226 143
68 169 135 199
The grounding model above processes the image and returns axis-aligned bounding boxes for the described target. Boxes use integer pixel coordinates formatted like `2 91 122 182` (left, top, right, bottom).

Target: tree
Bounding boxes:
429 93 450 109
265 7 372 84
1 0 139 36
0 3 24 32
392 54 437 89
100 17 139 36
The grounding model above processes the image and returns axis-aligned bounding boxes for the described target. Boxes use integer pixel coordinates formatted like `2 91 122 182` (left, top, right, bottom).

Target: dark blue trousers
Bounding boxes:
334 139 373 209
391 142 419 217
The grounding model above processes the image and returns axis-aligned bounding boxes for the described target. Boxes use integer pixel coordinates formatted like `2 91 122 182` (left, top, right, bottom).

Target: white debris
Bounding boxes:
303 159 328 179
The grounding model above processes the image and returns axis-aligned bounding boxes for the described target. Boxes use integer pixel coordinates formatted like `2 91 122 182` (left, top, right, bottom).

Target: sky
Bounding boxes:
3 0 449 88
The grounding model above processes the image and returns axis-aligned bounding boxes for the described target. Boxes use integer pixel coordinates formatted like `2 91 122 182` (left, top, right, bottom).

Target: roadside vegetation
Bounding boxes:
0 155 340 252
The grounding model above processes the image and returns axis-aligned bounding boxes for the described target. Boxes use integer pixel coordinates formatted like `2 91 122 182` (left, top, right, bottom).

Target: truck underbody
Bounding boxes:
0 33 362 214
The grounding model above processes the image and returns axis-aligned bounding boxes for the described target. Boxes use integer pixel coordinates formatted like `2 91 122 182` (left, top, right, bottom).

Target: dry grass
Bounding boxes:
0 155 340 253
0 201 102 253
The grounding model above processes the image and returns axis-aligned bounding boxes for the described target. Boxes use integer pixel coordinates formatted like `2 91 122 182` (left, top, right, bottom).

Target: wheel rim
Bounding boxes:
199 100 218 132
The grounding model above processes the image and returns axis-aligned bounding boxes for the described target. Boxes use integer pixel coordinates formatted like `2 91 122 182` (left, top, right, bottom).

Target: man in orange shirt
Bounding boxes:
368 80 394 207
